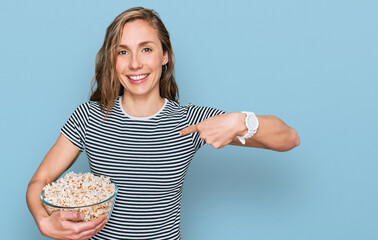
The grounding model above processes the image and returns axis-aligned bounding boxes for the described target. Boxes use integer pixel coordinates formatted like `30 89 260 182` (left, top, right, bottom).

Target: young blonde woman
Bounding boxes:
26 7 300 240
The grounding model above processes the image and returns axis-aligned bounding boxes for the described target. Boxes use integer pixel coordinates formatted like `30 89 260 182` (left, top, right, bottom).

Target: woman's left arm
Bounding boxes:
180 112 300 151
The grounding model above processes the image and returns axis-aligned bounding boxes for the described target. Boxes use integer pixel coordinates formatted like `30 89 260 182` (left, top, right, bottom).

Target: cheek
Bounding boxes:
147 55 164 70
115 60 122 74
115 57 129 74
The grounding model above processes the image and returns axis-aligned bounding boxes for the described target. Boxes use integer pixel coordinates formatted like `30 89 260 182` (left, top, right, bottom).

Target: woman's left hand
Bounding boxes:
180 112 246 149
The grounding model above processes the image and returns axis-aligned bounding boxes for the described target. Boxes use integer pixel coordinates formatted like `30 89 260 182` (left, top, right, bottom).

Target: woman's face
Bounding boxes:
116 19 168 99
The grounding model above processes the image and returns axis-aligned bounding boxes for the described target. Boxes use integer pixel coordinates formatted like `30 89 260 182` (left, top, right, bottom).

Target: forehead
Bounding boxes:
119 19 160 45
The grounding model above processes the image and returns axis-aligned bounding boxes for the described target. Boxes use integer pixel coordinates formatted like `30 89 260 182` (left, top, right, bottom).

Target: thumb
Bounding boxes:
59 211 85 221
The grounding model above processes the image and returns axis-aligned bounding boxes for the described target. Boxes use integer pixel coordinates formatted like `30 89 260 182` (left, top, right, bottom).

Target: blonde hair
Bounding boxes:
90 7 178 114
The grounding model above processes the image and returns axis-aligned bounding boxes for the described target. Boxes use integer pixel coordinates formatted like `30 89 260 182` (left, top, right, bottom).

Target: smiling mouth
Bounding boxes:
127 74 149 81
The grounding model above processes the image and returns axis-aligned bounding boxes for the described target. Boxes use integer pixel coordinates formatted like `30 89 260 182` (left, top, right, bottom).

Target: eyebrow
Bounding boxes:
118 41 156 48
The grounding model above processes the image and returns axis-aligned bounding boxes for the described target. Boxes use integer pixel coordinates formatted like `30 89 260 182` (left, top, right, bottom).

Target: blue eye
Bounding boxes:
142 48 152 53
118 50 128 55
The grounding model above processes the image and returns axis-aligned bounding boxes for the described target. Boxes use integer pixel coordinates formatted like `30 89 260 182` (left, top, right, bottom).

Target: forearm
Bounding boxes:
26 134 81 231
230 113 300 151
26 177 51 231
179 111 299 151
257 115 299 151
27 175 108 239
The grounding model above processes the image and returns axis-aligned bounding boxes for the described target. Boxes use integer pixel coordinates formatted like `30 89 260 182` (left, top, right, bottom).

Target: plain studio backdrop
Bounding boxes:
1 0 377 239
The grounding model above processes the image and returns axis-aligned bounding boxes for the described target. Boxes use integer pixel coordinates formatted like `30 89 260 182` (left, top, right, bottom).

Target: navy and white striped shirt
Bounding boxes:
61 96 224 239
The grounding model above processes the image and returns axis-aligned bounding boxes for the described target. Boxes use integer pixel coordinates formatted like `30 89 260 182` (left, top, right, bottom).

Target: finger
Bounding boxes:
76 217 108 240
93 219 107 236
59 211 85 221
180 124 198 136
62 215 107 234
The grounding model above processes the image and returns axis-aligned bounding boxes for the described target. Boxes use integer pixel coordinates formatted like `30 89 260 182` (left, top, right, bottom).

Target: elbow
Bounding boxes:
275 128 300 152
286 128 300 151
292 128 300 148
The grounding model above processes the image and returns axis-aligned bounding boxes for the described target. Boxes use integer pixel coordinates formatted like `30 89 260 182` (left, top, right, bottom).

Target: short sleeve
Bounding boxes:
60 102 90 152
186 104 225 151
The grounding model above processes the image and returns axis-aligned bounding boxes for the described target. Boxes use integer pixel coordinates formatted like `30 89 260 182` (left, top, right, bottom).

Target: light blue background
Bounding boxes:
1 0 377 239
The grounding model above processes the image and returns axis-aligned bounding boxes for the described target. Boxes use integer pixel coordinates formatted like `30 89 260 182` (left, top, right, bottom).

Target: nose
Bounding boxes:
129 53 143 70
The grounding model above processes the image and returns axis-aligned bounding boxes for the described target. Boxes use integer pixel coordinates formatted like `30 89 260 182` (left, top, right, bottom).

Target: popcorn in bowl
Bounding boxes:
41 172 117 222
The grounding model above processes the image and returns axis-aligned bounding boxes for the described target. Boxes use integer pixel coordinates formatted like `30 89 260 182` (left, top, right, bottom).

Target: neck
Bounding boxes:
121 92 165 117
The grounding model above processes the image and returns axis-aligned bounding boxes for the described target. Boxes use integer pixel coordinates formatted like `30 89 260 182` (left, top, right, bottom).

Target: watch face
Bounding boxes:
246 113 258 133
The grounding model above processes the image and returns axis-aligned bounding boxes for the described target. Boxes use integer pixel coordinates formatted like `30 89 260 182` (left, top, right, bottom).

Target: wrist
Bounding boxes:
36 215 51 237
236 111 259 144
33 204 50 223
234 112 248 136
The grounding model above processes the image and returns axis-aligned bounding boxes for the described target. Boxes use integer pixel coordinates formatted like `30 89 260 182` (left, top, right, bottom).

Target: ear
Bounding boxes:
162 51 169 65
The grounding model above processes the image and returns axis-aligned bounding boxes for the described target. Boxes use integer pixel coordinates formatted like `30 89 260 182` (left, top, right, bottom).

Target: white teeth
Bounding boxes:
129 74 148 80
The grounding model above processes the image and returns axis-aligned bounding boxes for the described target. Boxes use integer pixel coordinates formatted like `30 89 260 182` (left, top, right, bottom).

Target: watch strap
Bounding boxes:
237 111 259 145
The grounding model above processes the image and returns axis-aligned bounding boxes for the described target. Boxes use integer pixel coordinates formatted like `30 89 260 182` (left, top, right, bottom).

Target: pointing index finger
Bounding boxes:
180 124 198 136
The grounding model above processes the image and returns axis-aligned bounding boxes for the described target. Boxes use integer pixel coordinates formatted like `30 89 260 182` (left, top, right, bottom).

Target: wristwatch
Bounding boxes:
237 111 259 144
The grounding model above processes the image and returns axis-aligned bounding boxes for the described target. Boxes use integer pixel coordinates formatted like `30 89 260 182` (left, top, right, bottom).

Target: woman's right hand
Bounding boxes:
37 211 107 240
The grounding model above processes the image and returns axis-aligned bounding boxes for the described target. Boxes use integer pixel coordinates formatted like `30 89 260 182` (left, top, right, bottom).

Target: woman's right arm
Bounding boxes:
26 134 107 240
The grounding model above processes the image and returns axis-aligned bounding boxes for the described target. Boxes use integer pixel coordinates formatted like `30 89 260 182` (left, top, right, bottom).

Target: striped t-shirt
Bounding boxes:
61 96 224 240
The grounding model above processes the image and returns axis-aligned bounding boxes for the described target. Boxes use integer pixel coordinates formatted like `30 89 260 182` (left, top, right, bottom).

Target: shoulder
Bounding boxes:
186 103 225 117
68 100 107 122
82 98 121 117
73 101 98 115
160 99 200 118
164 99 189 112
163 99 219 112
163 99 225 120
